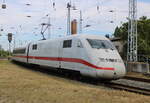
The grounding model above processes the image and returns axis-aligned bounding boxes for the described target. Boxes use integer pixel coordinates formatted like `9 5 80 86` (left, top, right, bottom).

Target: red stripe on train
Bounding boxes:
14 56 115 71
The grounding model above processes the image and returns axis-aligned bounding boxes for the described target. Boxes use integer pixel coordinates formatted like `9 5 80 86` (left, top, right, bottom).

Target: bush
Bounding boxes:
0 50 12 57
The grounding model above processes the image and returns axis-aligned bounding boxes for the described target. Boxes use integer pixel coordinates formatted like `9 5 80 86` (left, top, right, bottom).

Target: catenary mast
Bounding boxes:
127 0 138 62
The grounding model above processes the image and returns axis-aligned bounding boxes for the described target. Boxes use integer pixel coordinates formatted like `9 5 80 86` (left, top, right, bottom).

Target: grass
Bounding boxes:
0 60 149 103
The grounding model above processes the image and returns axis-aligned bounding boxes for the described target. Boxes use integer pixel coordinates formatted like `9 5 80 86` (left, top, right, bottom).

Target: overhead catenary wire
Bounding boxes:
9 0 126 41
96 0 101 13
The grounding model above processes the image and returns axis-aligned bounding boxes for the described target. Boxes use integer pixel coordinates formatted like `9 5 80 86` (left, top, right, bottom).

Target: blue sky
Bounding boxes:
140 0 150 3
0 0 150 50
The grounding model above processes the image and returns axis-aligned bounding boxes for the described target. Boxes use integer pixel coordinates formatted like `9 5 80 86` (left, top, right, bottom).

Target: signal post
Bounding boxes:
8 33 12 59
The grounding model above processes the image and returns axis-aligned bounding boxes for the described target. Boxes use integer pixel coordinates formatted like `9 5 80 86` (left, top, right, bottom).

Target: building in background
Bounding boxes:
110 37 123 53
110 37 126 60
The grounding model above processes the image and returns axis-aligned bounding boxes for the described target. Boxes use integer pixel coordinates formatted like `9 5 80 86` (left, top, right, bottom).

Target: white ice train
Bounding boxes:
12 34 126 79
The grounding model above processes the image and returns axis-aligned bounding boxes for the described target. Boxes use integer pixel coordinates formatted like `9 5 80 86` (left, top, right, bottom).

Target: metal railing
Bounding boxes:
138 55 150 63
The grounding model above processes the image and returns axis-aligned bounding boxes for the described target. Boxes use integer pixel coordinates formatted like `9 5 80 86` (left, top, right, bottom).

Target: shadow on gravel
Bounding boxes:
11 60 106 86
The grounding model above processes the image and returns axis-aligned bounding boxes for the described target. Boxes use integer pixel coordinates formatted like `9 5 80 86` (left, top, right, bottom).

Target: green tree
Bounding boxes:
0 50 11 57
114 16 150 57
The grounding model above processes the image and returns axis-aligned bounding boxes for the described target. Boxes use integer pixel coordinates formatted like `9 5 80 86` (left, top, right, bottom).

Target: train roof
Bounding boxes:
31 34 109 44
13 34 109 50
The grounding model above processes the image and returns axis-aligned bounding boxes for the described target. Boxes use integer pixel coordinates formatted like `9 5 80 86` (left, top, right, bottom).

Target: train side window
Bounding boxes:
32 44 37 50
63 40 72 48
13 48 26 54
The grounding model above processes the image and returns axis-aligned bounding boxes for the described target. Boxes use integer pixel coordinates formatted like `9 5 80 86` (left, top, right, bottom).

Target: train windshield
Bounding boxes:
87 39 116 50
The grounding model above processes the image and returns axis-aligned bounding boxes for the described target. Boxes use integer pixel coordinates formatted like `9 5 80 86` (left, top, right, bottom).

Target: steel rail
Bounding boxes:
124 76 150 83
104 82 150 96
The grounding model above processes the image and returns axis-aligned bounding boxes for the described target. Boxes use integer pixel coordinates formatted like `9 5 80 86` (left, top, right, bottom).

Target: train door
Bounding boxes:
58 40 63 68
59 39 76 70
74 39 90 71
27 43 31 63
27 43 38 64
74 38 97 77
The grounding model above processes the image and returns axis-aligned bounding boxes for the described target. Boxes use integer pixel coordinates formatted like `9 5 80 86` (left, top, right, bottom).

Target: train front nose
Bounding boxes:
96 62 126 79
93 49 126 79
113 62 126 79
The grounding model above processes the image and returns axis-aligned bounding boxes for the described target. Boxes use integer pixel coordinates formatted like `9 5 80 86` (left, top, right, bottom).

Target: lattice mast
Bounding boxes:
127 0 138 62
67 2 71 36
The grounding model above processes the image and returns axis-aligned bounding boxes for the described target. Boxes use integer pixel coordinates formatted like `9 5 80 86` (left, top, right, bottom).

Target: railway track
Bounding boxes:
102 76 150 96
104 76 149 96
104 81 150 96
123 76 150 83
80 76 150 96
